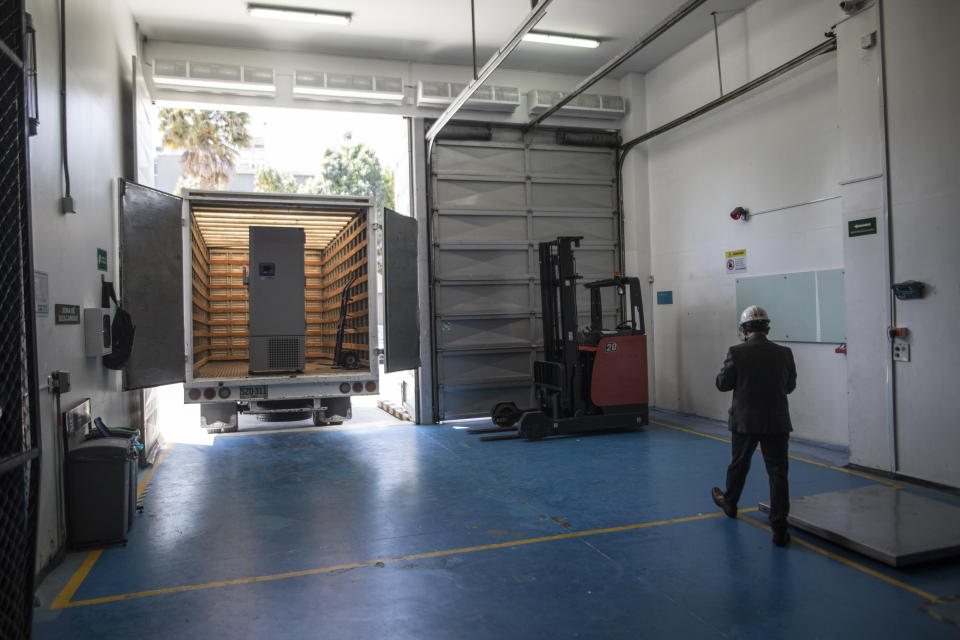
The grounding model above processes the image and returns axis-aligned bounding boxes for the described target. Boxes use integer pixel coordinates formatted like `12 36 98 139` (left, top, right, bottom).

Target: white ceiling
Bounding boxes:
128 0 752 77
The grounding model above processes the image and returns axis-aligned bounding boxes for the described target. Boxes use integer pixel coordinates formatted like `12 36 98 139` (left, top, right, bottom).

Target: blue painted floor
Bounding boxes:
33 408 960 638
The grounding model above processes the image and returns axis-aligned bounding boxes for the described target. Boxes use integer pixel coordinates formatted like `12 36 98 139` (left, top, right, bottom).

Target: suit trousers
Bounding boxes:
723 432 790 532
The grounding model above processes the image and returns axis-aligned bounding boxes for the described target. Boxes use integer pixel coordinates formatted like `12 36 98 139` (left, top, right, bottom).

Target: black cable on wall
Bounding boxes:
59 0 74 213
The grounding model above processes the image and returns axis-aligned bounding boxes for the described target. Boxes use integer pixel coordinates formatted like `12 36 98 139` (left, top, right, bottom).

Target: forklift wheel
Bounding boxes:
492 403 522 427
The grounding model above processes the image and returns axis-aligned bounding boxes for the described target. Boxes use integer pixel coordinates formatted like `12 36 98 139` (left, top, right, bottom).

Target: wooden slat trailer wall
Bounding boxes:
189 204 369 380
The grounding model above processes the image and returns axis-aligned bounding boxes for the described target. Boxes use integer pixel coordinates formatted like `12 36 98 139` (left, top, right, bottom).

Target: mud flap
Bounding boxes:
200 403 238 433
314 397 352 425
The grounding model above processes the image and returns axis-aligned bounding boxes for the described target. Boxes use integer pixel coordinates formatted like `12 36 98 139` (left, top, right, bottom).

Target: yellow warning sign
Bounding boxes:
724 249 748 274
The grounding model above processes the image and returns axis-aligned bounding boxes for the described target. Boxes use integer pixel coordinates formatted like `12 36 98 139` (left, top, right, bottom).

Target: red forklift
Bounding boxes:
471 236 649 441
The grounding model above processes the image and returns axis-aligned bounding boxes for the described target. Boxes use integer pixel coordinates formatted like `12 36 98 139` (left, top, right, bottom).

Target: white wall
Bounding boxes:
882 0 960 487
27 0 138 573
835 5 891 471
629 0 849 445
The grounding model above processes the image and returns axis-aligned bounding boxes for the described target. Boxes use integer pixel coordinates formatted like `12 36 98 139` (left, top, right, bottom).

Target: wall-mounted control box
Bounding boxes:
84 308 112 356
892 280 925 300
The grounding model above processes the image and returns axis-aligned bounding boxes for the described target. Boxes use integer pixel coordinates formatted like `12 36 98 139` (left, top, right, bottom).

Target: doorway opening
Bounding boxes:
141 101 416 443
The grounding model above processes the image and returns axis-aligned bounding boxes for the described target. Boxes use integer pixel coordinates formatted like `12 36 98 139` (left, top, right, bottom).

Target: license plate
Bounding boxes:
239 385 268 399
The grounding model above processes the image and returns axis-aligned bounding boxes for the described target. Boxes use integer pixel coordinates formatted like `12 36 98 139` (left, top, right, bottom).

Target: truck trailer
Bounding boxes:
117 181 419 431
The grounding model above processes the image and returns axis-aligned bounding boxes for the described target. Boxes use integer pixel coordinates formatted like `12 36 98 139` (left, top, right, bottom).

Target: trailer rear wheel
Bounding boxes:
257 411 311 423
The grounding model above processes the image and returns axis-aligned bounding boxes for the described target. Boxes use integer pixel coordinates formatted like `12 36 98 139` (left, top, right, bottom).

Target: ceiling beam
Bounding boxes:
425 0 554 145
523 0 709 131
619 35 837 156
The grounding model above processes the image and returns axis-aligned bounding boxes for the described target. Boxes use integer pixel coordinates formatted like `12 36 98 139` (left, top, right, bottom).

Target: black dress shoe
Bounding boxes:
773 530 791 547
711 487 737 518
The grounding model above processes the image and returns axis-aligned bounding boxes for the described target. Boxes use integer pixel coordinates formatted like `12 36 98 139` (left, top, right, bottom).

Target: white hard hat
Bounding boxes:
739 305 769 326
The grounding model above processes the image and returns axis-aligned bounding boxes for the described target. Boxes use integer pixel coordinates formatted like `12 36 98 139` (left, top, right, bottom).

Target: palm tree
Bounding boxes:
158 108 252 189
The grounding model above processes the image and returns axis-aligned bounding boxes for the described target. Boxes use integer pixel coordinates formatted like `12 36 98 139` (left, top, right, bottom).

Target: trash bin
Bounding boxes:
67 438 137 548
84 426 143 527
88 418 146 468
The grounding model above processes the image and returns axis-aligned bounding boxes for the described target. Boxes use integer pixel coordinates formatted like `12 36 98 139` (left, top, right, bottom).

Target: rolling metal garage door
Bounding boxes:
430 125 620 420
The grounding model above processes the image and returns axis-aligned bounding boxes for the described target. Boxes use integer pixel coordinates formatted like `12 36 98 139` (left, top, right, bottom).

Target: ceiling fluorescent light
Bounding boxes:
247 3 352 25
523 31 599 49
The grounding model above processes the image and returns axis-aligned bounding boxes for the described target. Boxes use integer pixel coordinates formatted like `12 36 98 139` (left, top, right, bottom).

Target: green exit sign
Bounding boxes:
848 217 877 237
97 248 108 271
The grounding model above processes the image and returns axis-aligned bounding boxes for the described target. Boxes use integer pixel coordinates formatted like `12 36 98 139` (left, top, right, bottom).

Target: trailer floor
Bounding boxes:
34 409 960 638
193 359 366 379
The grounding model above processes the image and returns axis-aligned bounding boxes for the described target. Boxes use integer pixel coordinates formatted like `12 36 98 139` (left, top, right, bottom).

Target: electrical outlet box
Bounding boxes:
49 370 71 393
59 196 76 214
892 340 910 363
84 308 112 356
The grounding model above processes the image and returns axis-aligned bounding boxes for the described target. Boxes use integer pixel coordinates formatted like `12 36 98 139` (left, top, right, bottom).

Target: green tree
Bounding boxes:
305 134 397 274
309 133 396 213
298 175 324 195
173 175 203 196
158 108 252 189
254 165 298 193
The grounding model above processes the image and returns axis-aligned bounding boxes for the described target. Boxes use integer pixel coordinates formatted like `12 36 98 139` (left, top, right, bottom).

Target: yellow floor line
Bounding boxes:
50 550 102 610
60 509 754 609
650 419 903 488
651 420 732 444
51 443 174 611
788 454 903 488
137 443 173 501
739 517 938 602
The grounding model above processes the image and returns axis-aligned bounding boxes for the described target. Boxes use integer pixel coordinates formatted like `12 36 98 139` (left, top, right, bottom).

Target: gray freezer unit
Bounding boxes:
248 226 306 373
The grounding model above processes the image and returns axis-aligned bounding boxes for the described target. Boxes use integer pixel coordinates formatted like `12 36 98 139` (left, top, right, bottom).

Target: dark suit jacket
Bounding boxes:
716 334 797 434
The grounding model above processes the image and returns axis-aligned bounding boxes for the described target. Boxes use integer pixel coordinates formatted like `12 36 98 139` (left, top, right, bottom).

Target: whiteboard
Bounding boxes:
735 269 845 343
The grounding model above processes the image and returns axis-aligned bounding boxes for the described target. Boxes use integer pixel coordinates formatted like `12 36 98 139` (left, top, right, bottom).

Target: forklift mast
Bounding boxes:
538 236 585 415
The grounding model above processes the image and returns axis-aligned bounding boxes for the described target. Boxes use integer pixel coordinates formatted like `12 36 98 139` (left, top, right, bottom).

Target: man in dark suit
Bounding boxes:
711 305 797 546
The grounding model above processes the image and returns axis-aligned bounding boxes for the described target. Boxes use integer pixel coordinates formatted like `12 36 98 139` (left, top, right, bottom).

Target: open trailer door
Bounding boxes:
383 208 420 372
118 179 186 390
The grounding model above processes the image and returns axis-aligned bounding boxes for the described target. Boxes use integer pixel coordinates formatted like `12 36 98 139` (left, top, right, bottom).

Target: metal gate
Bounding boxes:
0 2 41 637
429 125 620 420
